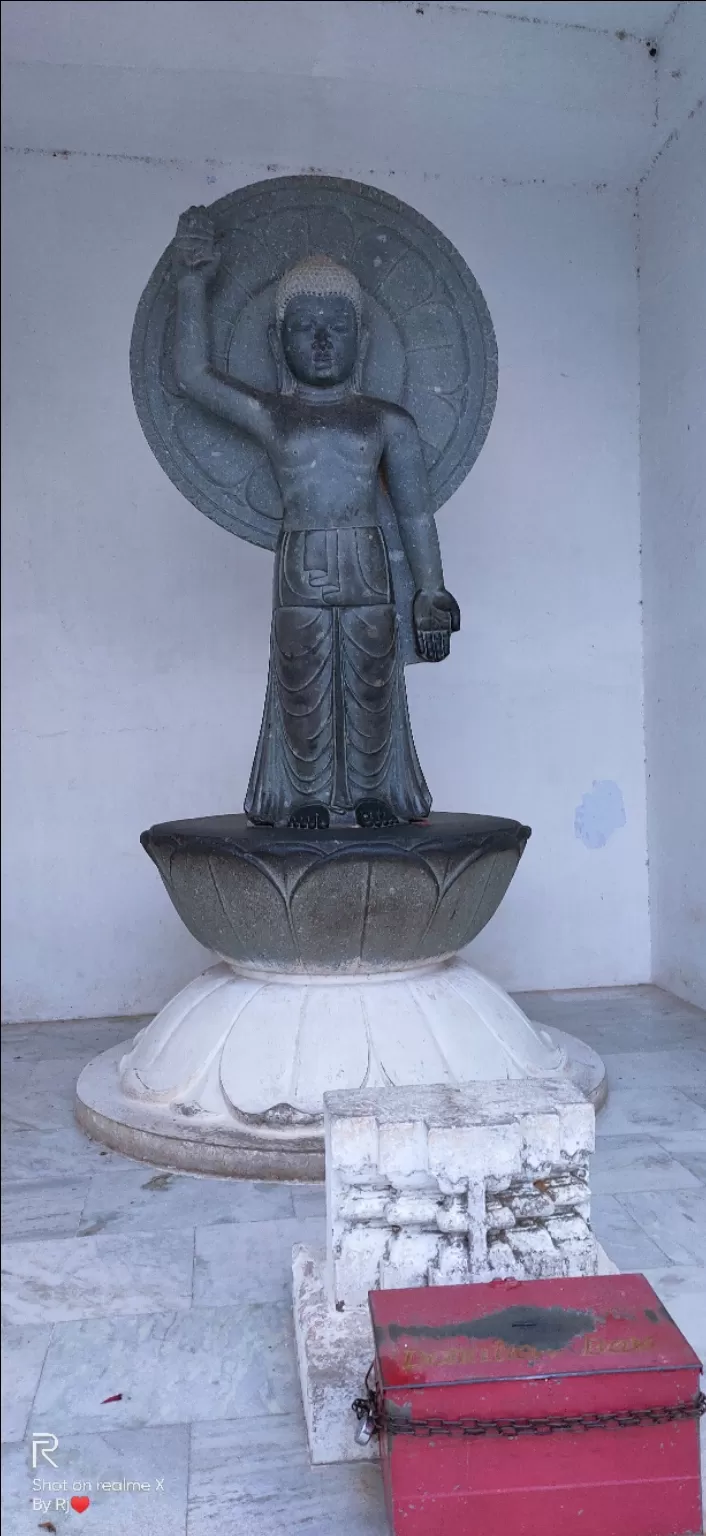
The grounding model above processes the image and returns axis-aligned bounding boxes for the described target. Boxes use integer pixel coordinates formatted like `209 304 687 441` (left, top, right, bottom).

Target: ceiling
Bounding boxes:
434 2 679 39
1 1 702 187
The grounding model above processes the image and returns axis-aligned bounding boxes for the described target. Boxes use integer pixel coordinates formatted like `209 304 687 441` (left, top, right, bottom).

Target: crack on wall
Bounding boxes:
409 0 687 46
0 145 634 193
662 2 685 34
412 0 684 45
434 4 645 42
1 144 225 172
638 94 705 183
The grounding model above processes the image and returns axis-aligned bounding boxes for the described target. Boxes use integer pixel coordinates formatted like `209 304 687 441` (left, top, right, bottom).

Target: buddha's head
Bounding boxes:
273 256 364 392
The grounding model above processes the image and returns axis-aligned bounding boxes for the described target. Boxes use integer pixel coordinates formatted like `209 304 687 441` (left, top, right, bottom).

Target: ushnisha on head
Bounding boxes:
275 255 363 327
274 255 364 391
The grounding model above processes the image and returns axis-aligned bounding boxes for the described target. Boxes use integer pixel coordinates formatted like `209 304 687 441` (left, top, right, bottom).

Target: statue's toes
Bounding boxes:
355 800 399 830
287 803 330 831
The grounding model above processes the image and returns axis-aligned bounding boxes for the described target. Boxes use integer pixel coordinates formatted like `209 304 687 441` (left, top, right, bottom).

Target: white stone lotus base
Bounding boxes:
75 957 606 1179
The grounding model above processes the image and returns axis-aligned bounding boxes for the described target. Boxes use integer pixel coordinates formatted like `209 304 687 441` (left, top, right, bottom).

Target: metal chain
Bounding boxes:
352 1380 706 1444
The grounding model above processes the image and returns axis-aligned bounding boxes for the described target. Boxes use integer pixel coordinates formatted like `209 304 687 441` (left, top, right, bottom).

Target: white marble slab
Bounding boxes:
1 1127 138 1183
2 988 704 1525
194 1218 326 1307
31 1305 299 1433
642 1265 706 1364
594 1087 706 1137
684 1087 706 1112
1 1018 144 1065
1 1322 53 1443
1 1232 194 1325
516 985 702 1018
654 1133 706 1185
78 1166 294 1237
1 1059 88 1133
292 1183 326 1220
1 1424 188 1536
602 1049 706 1092
591 1135 701 1194
618 1188 706 1266
590 1194 674 1269
2 1177 90 1243
188 1414 388 1535
514 988 706 1053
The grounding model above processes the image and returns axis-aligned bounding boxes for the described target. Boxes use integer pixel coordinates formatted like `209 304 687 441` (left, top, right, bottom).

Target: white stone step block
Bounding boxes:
325 1079 597 1306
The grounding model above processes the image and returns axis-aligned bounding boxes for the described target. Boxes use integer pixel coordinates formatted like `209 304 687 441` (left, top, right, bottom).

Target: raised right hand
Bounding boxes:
173 206 220 281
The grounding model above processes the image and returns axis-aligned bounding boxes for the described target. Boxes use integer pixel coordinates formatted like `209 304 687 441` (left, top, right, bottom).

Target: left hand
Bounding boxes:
413 588 461 662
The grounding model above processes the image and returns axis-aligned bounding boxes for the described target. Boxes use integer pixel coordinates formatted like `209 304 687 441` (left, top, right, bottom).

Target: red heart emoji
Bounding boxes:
70 1496 90 1513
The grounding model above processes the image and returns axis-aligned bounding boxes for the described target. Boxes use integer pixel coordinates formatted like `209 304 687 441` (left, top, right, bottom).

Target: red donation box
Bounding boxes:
366 1274 704 1536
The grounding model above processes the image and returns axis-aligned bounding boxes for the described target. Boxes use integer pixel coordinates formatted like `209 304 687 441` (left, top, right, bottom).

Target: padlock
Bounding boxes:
354 1409 376 1446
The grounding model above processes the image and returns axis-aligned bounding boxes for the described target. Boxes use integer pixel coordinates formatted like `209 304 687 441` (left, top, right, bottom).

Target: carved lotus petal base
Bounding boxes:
75 958 606 1180
138 813 533 974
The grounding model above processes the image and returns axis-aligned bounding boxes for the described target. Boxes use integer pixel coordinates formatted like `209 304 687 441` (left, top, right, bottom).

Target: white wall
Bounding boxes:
0 1 661 184
1 139 649 1020
639 101 706 1008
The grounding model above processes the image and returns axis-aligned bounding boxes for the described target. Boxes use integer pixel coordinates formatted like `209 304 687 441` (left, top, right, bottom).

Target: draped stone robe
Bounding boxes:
244 524 431 826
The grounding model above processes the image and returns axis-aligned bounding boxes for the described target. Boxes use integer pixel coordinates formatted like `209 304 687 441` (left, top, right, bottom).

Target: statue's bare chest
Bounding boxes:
272 406 384 492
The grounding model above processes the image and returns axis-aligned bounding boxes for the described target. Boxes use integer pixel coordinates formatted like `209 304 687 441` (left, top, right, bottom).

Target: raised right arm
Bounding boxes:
173 206 274 447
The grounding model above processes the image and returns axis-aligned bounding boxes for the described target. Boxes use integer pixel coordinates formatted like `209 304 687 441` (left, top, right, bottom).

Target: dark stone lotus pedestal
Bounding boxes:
75 815 606 1178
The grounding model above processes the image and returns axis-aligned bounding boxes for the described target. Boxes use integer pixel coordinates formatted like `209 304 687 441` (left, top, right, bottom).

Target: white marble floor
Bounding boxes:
2 985 705 1534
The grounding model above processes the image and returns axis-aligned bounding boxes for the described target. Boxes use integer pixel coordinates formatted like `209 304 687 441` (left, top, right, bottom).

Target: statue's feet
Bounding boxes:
355 799 400 830
288 803 330 831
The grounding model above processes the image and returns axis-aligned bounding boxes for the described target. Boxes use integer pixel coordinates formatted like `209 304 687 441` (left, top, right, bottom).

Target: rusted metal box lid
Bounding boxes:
370 1274 702 1390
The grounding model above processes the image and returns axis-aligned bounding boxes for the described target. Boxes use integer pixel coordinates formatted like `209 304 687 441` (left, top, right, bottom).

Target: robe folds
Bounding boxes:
244 525 430 825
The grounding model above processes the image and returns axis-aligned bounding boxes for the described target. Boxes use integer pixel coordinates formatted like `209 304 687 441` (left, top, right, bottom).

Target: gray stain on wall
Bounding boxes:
574 780 627 849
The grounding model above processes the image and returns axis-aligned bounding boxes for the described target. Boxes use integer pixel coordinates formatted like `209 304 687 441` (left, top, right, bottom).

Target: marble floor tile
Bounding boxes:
187 1413 388 1536
590 1194 674 1269
2 1424 188 1536
513 987 706 1054
31 1304 299 1432
642 1266 706 1363
79 1166 294 1237
654 1133 706 1185
594 1087 706 1137
1 1059 89 1133
2 1177 90 1243
683 1087 706 1112
292 1183 326 1220
1 1017 144 1066
1 1322 53 1443
591 1135 701 1195
3 985 706 1525
617 1188 706 1266
601 1048 706 1092
1 1231 194 1325
194 1217 326 1307
1 1126 138 1182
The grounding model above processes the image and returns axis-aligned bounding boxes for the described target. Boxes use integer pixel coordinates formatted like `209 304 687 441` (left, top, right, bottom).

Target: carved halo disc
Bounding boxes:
130 175 498 551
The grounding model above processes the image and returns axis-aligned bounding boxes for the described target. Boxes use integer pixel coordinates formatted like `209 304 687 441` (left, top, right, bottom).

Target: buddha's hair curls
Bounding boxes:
275 255 362 327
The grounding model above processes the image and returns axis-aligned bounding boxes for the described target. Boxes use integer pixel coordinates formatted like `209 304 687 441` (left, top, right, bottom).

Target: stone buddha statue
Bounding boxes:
80 179 604 1193
173 206 460 831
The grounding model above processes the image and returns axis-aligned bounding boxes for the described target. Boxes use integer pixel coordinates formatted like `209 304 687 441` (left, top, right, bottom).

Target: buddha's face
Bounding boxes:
281 295 359 388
